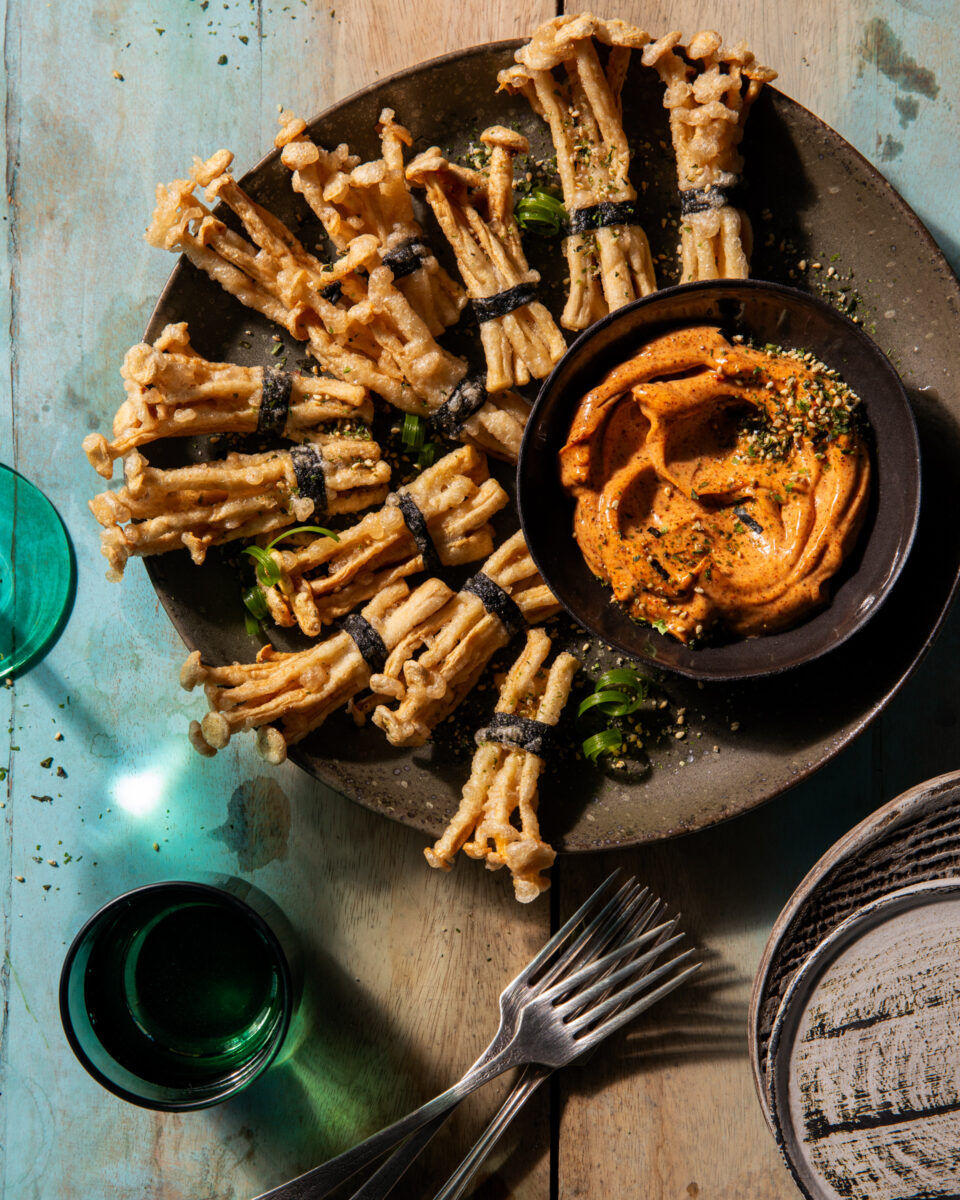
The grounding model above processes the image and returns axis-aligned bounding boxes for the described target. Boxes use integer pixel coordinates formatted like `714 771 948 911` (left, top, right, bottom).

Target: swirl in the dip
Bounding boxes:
558 326 871 642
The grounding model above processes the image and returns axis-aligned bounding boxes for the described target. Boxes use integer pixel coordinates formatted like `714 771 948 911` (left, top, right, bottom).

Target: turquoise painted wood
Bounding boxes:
1 2 957 1197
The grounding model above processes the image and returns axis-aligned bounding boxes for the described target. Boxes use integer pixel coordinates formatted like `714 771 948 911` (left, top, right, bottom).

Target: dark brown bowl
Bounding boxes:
517 280 921 681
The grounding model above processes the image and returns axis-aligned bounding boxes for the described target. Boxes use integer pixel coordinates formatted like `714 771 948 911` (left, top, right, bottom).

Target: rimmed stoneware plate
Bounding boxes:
143 40 960 849
517 279 920 682
750 768 960 1127
766 876 960 1200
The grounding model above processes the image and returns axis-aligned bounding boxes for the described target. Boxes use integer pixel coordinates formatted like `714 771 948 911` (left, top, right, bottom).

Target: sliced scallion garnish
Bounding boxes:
402 412 427 451
243 544 282 588
576 689 631 719
266 525 340 550
516 189 567 237
582 729 624 762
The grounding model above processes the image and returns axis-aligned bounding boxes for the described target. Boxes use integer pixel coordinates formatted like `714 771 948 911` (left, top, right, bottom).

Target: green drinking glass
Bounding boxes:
0 463 75 678
59 880 300 1110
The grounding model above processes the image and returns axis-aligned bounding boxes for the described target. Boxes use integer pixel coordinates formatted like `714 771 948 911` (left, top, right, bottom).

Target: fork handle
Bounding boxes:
250 1050 517 1200
431 1066 550 1200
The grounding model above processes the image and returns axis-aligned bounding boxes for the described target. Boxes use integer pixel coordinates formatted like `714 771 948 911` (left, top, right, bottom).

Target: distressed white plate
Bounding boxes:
768 877 960 1200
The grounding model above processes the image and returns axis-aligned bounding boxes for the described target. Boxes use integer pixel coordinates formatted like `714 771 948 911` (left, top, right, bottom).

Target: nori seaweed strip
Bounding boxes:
475 711 558 757
257 366 293 438
734 505 763 534
429 376 489 438
397 492 442 576
462 571 525 637
339 614 388 674
567 200 639 234
290 445 327 516
471 282 538 324
679 185 734 215
382 237 428 280
321 281 343 303
650 558 670 581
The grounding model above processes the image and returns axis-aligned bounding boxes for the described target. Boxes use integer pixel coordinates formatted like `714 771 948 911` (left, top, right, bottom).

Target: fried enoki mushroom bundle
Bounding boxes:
147 151 529 462
91 437 390 581
425 628 579 903
261 445 509 637
371 530 561 748
642 31 776 282
182 577 454 762
498 13 657 331
406 127 566 393
276 107 465 336
82 322 372 479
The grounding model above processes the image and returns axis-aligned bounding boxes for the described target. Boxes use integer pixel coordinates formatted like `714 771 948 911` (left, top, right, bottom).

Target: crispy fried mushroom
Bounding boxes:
498 13 657 330
642 30 776 282
261 445 509 636
276 107 465 335
425 628 579 902
406 128 566 392
82 322 372 478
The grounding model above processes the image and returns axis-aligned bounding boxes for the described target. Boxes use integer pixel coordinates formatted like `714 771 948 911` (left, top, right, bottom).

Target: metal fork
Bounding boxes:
249 873 676 1200
430 904 683 1200
347 889 672 1200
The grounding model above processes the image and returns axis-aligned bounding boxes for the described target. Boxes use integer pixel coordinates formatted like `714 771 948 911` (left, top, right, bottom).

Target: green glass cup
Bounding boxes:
0 463 75 679
59 880 299 1110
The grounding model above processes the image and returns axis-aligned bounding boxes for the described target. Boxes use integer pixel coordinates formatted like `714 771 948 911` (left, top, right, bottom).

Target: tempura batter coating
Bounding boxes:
642 31 776 282
261 445 509 636
371 530 560 748
425 628 578 902
182 577 454 760
82 322 372 478
147 149 529 461
498 13 657 330
406 128 566 392
276 107 465 335
91 435 390 580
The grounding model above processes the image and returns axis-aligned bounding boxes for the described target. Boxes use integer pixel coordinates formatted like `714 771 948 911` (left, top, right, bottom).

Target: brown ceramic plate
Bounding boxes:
143 40 960 849
518 280 920 681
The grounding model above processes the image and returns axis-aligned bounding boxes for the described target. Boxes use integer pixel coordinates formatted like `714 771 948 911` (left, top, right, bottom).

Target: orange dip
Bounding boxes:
558 326 871 642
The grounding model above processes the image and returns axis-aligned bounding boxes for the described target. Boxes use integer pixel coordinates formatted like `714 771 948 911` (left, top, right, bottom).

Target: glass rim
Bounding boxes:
59 879 295 1111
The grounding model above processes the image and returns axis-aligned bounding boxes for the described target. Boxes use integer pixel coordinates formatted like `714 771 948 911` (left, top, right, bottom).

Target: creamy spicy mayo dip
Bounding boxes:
558 325 871 642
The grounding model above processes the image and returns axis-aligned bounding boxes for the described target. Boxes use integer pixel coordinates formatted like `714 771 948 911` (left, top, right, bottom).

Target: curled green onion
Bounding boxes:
243 611 262 637
242 585 269 621
582 729 624 762
243 544 282 588
516 190 567 237
417 441 439 469
577 689 631 719
266 525 340 550
402 412 427 451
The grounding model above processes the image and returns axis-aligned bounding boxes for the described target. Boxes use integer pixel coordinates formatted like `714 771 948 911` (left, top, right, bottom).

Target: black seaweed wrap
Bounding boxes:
568 200 640 234
430 376 488 438
462 571 524 637
397 492 442 576
475 711 557 758
339 614 388 674
734 505 763 534
257 366 293 438
382 238 429 280
471 282 538 323
679 184 735 215
290 445 327 515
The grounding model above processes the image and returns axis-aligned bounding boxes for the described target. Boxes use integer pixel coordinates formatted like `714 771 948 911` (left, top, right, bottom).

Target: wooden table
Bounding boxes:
1 2 957 1196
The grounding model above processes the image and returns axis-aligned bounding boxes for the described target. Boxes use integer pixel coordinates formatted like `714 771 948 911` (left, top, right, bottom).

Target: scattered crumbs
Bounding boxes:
42 884 51 892
31 794 53 804
15 875 24 883
54 731 63 741
40 756 52 769
46 859 58 867
153 842 160 852
217 53 228 65
56 766 67 778
730 721 740 732
112 70 124 81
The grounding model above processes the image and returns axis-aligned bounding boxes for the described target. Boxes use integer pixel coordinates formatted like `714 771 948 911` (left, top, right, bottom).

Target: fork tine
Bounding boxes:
525 878 647 990
542 924 682 1006
505 871 623 990
568 952 700 1041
